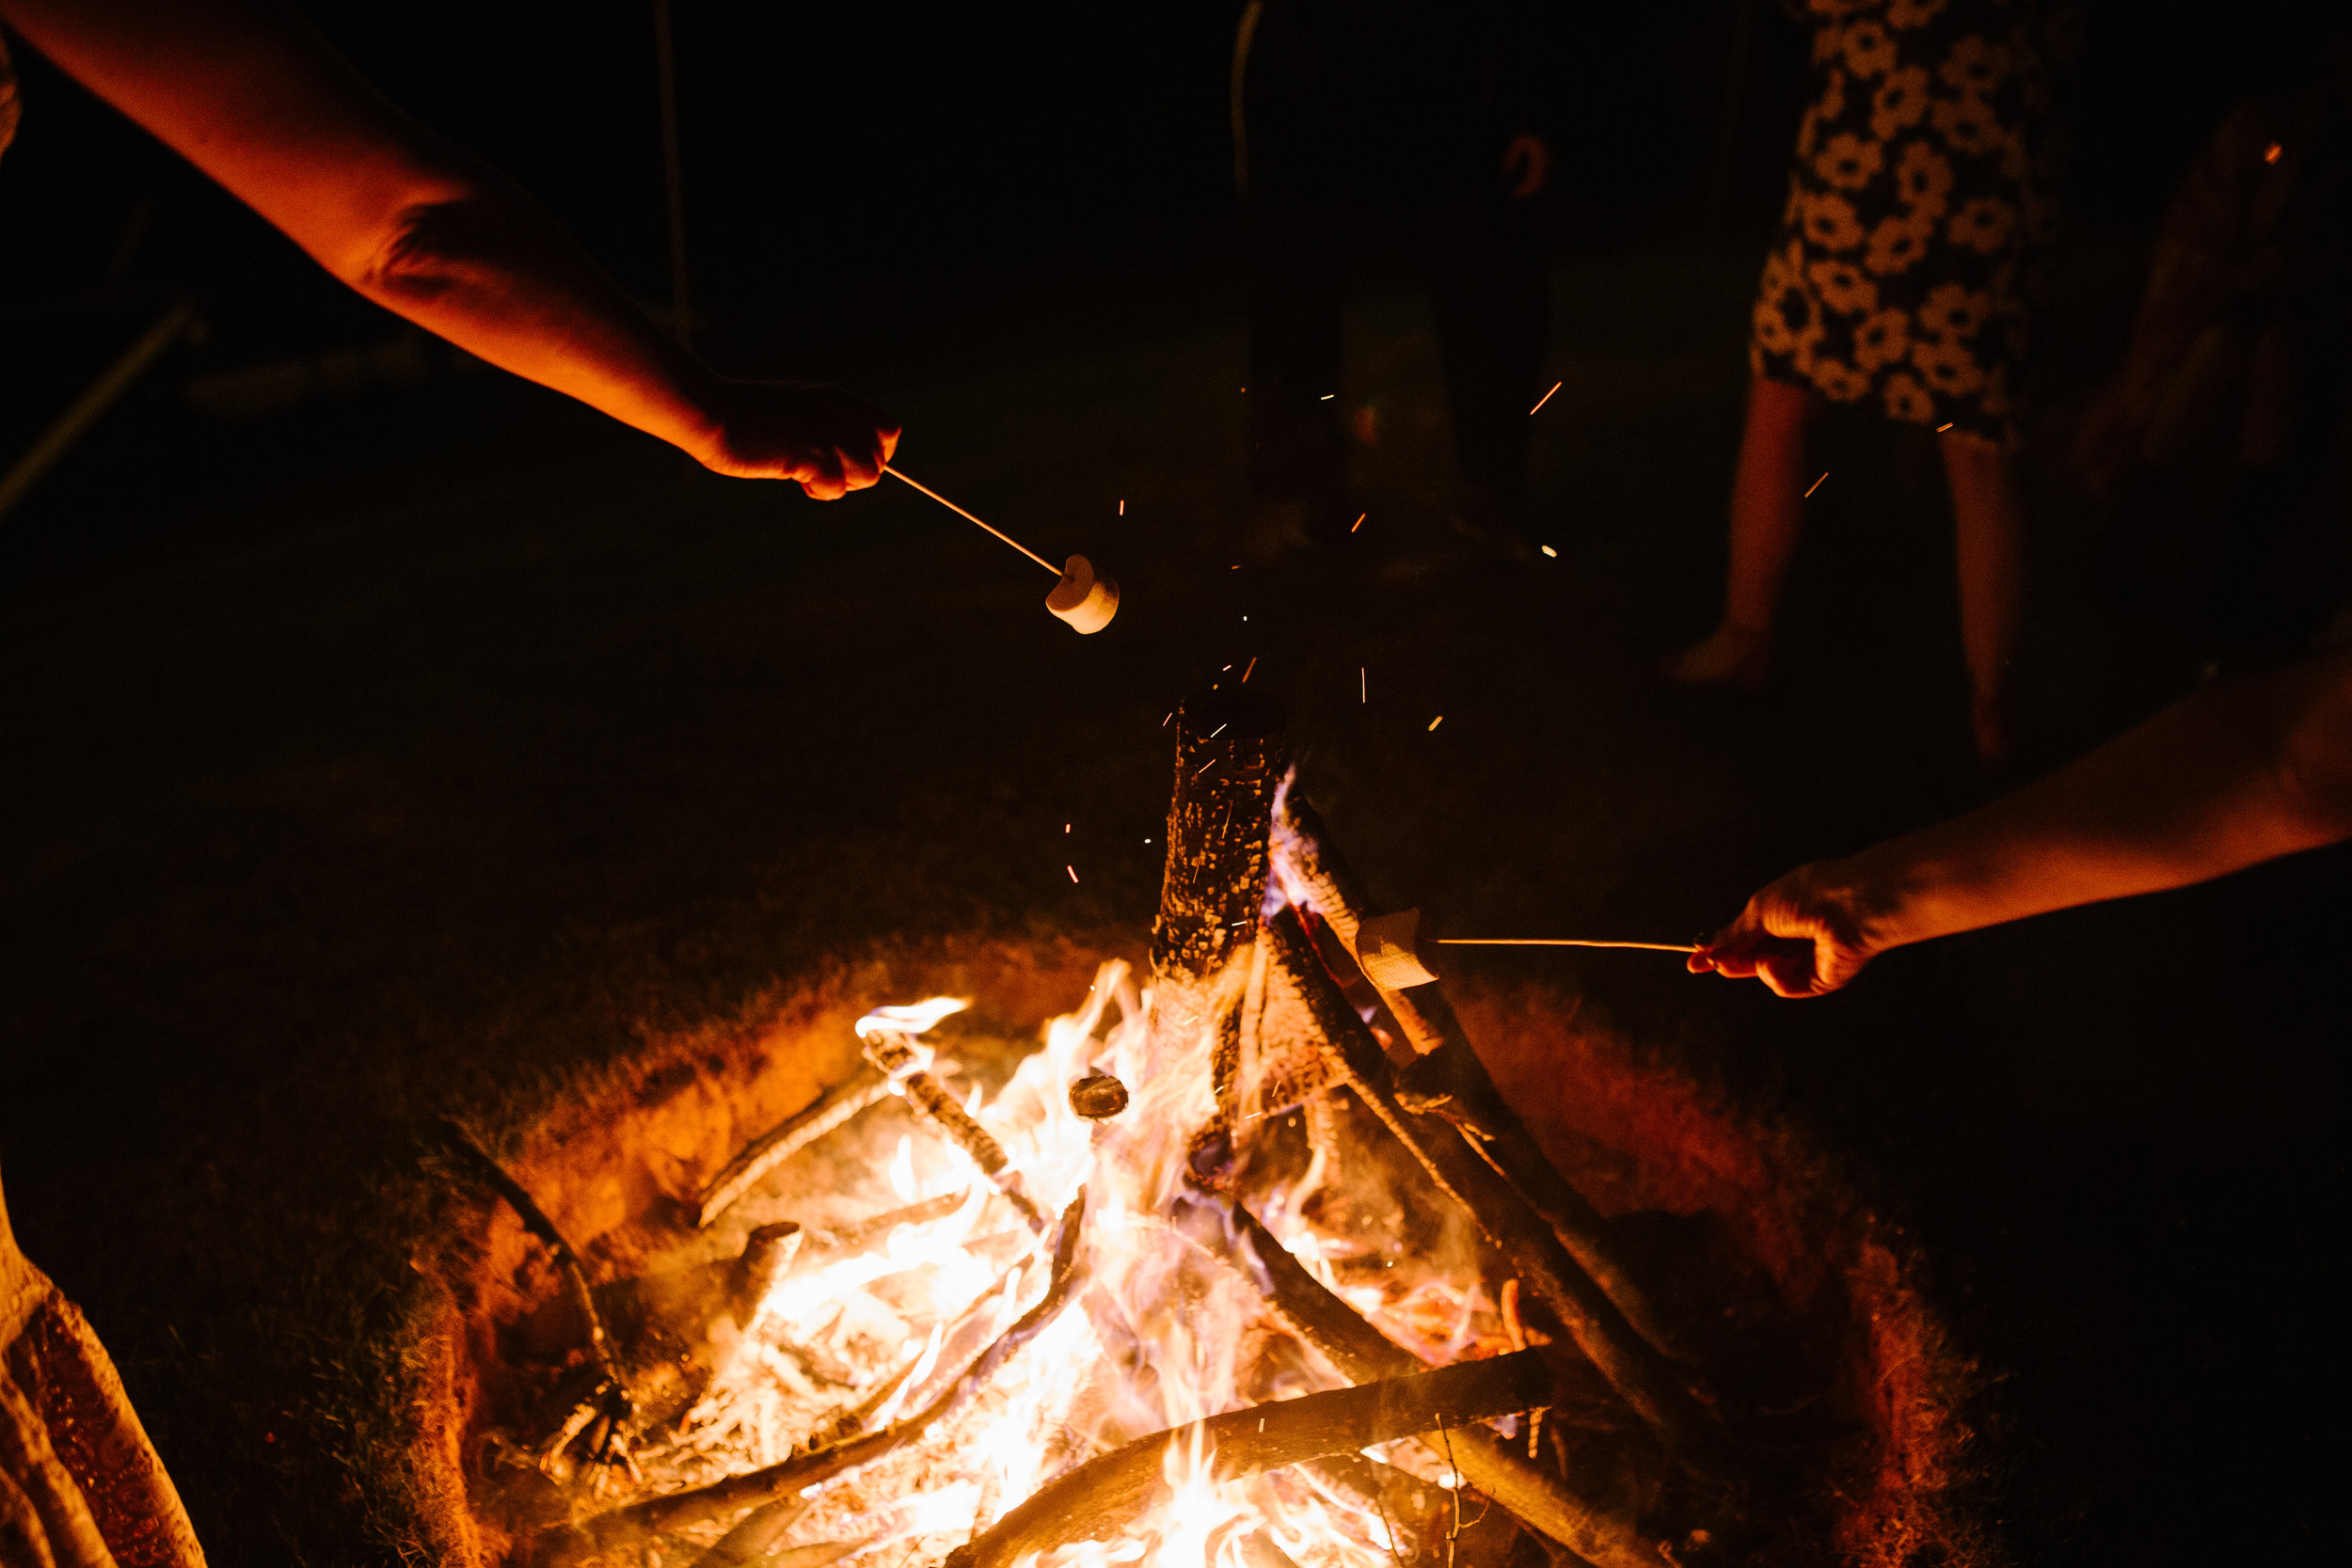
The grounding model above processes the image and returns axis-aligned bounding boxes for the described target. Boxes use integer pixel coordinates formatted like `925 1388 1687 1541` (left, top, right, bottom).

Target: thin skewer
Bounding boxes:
1431 938 1700 954
884 466 1059 576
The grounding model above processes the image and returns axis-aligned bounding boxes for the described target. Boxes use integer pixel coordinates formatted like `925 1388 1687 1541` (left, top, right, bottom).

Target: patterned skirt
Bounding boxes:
1752 0 2058 447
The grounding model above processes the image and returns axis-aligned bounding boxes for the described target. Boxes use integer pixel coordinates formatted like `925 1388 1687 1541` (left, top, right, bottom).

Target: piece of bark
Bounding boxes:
942 1352 1553 1568
863 1035 1047 1233
697 1071 891 1228
1270 796 1695 1366
532 1193 1088 1567
1148 688 1287 1132
1167 1194 1664 1568
1259 911 1728 1478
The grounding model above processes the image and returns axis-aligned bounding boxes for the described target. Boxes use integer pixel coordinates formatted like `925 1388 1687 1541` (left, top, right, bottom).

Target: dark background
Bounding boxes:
4 3 2347 1564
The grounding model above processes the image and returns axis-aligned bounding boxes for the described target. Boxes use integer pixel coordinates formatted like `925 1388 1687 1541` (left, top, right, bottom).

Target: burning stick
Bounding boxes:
1160 1196 1663 1568
942 1352 1555 1568
858 1020 1049 1234
697 1069 893 1227
1261 911 1728 1476
534 1193 1089 1566
1271 793 1701 1368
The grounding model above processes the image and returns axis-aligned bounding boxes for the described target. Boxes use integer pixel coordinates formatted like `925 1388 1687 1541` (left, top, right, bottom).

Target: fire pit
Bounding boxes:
409 693 1990 1568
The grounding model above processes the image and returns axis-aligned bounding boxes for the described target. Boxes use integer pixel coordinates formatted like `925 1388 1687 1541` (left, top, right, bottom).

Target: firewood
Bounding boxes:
532 1193 1089 1567
1163 1195 1665 1568
940 1352 1554 1568
1148 689 1288 1125
697 1070 892 1228
862 1033 1048 1233
1260 911 1728 1478
1270 793 1701 1370
437 1121 636 1467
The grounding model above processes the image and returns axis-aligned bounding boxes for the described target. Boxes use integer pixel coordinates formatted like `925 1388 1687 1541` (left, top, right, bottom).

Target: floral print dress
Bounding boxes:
1753 0 2059 445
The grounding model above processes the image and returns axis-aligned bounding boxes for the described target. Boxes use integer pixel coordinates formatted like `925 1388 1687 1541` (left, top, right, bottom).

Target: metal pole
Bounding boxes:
653 0 691 346
0 299 198 524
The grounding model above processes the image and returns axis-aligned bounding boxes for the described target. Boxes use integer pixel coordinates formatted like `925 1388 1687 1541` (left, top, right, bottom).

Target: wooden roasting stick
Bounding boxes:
532 1194 1088 1567
1271 792 1700 1369
942 1352 1555 1568
1261 909 1730 1478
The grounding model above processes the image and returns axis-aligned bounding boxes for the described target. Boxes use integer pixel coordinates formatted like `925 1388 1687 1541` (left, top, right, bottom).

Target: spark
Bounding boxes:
1936 422 1953 433
1427 715 1444 732
1209 722 1228 738
1804 471 1827 498
1242 657 1257 683
1360 667 1366 703
1118 499 1125 514
1540 545 1557 558
1320 393 1336 401
1529 380 1562 415
1351 513 1366 532
1163 711 1173 726
1066 864 1079 883
2265 141 2282 164
1194 757 1218 779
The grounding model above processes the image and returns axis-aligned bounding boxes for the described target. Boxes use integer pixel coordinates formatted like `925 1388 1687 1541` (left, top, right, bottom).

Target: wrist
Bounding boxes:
1800 851 1916 960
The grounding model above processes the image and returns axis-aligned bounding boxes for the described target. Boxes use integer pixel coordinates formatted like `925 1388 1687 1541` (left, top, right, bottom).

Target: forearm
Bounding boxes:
354 185 726 460
1831 648 2352 951
2 0 723 458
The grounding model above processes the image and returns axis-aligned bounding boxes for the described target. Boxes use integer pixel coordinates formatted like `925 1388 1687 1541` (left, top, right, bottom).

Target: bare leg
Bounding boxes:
1941 431 2025 768
1668 372 1818 687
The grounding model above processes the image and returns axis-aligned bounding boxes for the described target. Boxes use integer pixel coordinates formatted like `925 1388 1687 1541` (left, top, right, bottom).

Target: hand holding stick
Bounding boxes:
884 467 1119 632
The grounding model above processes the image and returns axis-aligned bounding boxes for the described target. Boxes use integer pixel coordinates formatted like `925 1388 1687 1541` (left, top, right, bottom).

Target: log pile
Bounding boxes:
492 688 1756 1568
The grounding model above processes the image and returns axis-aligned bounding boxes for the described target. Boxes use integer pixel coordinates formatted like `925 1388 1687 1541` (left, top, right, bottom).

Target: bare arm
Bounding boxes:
1694 644 2352 995
0 0 895 497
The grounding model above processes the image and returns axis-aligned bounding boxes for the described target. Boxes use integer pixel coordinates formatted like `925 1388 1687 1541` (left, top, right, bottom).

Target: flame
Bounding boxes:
628 961 1507 1568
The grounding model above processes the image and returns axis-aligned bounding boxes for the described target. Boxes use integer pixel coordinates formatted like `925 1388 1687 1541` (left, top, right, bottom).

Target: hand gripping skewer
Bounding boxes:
1352 909 1695 990
884 466 1119 633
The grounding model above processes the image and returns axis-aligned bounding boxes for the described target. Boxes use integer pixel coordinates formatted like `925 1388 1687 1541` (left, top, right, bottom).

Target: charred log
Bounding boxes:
941 1352 1554 1568
1149 688 1287 1134
1260 910 1729 1477
1272 795 1695 1367
1165 1194 1666 1568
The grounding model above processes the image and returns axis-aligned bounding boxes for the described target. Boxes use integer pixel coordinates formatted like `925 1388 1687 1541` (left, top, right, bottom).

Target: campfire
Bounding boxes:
436 690 1988 1568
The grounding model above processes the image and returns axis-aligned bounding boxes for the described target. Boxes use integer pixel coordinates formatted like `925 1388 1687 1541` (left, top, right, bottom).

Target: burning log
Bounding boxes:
1171 1194 1666 1568
697 1069 892 1228
533 1193 1089 1566
861 1032 1049 1234
1259 910 1729 1478
941 1351 1554 1568
1270 795 1705 1376
1149 687 1288 1136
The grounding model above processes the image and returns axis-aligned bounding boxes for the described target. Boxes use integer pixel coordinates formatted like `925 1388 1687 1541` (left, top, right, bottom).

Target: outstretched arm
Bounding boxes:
1694 644 2352 996
0 0 895 497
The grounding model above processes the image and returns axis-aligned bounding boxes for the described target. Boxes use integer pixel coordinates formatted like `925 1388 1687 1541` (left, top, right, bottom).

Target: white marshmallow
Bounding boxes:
1354 908 1438 990
1047 554 1120 633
